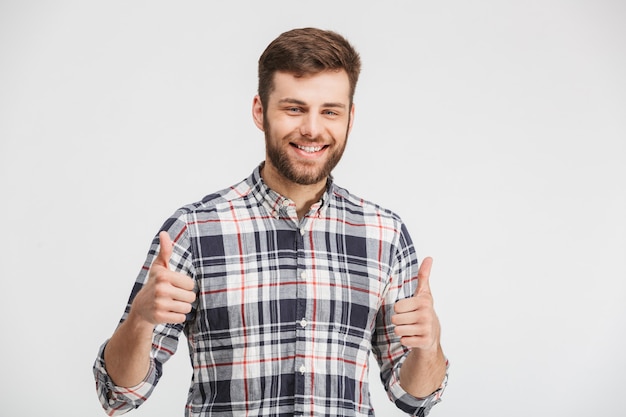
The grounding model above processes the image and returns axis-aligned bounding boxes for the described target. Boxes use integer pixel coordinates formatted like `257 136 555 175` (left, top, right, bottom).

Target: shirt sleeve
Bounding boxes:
371 221 448 416
92 211 197 415
93 340 160 415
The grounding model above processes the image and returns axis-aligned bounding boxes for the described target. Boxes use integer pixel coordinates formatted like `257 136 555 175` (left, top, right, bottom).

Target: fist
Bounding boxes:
391 257 440 351
130 231 196 325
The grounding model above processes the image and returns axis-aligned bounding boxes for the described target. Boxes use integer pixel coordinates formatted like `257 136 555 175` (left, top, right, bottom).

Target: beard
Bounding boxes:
264 124 349 186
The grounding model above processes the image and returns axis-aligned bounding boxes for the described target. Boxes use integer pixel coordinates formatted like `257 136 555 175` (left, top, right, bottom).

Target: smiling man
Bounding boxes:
94 27 448 417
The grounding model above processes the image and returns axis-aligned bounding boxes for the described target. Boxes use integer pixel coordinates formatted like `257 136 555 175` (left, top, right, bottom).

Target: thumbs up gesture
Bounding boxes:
129 231 197 325
392 257 441 351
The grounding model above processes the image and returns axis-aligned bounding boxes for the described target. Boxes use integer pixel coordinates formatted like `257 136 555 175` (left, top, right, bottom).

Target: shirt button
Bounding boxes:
299 318 308 328
299 365 307 375
300 271 307 281
282 200 290 207
299 228 306 236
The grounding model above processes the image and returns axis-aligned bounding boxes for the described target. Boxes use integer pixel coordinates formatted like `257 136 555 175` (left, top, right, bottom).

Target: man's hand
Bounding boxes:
392 257 440 351
130 231 196 325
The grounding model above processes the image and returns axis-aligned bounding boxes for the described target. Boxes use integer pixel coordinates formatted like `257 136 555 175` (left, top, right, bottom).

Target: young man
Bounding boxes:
94 27 448 416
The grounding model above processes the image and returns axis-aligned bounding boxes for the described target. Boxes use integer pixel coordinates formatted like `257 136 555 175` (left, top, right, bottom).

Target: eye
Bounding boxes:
323 110 339 117
287 107 303 114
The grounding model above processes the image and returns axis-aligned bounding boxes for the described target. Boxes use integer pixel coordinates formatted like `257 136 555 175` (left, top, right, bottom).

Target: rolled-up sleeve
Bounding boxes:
93 341 160 416
387 354 448 416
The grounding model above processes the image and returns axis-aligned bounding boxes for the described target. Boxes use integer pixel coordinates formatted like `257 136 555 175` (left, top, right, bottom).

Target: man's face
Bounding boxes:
253 70 354 186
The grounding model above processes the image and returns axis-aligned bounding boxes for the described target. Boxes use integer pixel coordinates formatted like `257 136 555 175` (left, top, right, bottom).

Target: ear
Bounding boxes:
252 95 265 131
347 102 356 135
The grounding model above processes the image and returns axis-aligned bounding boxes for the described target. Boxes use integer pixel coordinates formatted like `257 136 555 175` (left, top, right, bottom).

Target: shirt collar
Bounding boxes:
247 162 333 219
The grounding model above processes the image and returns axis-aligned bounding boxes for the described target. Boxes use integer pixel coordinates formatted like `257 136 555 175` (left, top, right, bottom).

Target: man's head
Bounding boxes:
253 28 361 189
257 27 361 111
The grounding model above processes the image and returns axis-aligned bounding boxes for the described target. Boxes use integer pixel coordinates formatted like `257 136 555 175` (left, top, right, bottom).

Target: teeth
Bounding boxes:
297 145 323 153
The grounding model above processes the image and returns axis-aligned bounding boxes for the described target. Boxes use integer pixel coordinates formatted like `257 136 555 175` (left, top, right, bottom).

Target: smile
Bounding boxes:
294 144 325 153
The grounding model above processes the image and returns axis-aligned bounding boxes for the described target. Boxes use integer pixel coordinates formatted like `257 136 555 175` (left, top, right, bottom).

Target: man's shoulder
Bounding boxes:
330 183 402 222
175 176 254 216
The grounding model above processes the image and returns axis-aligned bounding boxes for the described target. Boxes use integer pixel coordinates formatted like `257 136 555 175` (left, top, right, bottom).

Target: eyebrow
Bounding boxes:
278 98 346 109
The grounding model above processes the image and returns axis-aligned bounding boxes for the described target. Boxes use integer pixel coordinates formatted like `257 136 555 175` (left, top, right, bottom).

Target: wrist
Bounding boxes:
125 308 156 335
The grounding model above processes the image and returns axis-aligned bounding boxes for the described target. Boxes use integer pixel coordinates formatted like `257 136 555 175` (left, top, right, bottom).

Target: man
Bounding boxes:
94 27 448 416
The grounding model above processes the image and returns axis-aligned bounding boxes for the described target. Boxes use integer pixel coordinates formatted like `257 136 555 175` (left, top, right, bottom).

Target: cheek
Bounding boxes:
267 117 300 138
331 123 350 142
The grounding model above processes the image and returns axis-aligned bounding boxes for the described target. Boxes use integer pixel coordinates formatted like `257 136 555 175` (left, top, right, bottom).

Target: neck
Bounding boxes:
260 162 327 219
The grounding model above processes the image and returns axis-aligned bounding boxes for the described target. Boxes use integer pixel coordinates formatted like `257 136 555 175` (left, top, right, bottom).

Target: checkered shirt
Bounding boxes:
93 165 446 416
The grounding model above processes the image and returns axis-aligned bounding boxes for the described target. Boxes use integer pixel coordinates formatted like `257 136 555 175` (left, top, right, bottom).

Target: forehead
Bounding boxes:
269 70 351 105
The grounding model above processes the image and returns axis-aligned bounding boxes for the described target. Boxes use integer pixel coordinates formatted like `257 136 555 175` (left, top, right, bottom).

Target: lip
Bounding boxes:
290 143 328 158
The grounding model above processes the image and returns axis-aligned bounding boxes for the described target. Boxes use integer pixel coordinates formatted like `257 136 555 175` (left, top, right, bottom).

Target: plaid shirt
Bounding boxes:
94 165 446 416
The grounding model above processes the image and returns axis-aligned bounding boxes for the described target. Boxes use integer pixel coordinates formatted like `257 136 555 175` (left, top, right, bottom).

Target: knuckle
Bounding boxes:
154 284 172 298
154 273 170 284
152 299 166 312
393 303 402 314
154 312 167 323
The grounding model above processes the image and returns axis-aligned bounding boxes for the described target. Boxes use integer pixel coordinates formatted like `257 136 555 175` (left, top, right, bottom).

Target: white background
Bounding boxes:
1 1 625 416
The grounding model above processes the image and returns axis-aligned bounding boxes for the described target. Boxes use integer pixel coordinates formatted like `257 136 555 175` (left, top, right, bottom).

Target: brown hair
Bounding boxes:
257 27 361 108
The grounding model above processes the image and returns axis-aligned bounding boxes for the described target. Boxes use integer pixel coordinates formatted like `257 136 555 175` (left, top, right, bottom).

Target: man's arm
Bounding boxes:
104 231 196 387
392 257 447 398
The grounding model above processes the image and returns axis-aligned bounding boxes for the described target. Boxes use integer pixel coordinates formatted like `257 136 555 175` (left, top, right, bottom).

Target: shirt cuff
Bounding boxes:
93 340 158 415
387 355 449 416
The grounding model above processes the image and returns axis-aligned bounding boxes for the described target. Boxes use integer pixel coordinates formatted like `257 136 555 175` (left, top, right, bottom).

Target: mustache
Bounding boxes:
285 133 328 143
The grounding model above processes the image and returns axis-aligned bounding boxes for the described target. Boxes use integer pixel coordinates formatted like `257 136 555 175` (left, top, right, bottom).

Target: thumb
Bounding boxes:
154 231 173 269
415 256 433 295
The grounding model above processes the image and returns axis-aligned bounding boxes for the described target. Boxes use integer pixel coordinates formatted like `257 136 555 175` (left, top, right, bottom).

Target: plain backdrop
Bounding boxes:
1 1 625 416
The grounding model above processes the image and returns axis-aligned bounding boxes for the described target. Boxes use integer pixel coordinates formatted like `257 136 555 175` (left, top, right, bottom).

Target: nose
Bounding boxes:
299 113 321 138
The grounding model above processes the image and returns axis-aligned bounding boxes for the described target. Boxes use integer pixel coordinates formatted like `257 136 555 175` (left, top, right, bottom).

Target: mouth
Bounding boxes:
292 143 328 154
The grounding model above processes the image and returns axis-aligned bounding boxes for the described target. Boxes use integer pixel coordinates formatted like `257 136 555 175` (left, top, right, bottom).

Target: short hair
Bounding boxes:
257 27 361 108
